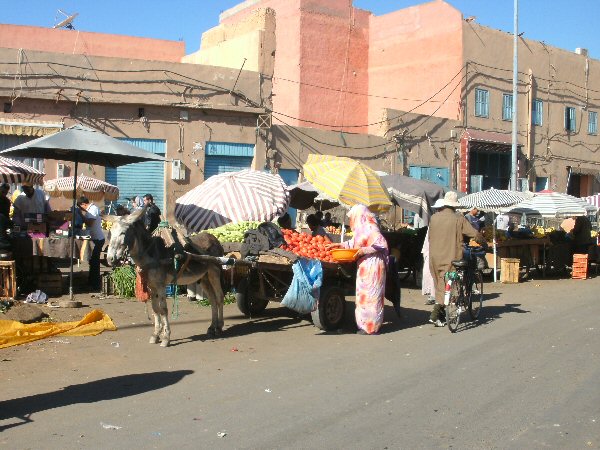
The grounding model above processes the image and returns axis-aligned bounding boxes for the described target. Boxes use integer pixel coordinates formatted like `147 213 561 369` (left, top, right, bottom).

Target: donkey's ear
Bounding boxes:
123 206 146 224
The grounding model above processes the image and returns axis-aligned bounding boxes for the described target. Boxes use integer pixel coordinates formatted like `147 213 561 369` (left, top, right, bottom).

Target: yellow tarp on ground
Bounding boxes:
0 309 117 349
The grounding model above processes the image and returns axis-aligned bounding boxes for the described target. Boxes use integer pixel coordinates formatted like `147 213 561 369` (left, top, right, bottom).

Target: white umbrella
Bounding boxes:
506 191 593 218
44 174 119 201
175 170 290 232
0 156 45 185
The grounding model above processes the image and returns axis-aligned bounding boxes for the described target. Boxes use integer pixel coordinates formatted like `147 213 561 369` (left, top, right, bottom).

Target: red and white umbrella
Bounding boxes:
0 156 45 185
175 169 290 232
43 174 119 201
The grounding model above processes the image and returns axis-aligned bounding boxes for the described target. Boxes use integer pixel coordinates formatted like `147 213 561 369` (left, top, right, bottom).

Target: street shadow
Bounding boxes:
0 370 194 432
170 306 312 345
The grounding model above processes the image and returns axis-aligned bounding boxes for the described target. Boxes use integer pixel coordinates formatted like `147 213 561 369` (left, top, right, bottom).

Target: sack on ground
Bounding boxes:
282 259 323 314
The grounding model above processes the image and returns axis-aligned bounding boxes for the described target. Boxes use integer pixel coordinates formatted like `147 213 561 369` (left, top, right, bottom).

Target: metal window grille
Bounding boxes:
502 94 513 121
474 88 489 118
588 111 598 135
532 99 543 126
565 106 576 132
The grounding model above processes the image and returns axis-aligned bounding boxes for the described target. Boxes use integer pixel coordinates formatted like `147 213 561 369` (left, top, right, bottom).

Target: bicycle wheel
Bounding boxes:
468 270 483 320
445 280 462 333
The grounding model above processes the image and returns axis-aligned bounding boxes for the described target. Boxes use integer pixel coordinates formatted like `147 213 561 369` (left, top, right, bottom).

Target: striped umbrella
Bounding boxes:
506 191 592 217
43 174 119 201
174 169 290 232
0 156 45 185
303 154 392 212
459 188 529 212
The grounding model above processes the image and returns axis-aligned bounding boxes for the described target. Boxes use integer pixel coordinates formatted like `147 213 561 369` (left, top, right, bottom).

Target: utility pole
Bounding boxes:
510 0 519 190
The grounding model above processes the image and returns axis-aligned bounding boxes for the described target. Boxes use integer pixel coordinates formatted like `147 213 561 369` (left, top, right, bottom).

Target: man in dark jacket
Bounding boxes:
143 194 161 233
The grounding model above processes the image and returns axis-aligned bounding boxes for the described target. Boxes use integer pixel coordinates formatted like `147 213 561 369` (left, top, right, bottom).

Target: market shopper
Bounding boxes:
77 196 105 292
326 204 388 335
421 198 445 306
0 183 11 219
569 215 594 254
12 181 52 227
143 194 161 233
428 192 485 327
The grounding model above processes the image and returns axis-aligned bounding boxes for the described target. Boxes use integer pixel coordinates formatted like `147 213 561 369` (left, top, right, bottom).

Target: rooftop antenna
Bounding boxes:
53 10 78 30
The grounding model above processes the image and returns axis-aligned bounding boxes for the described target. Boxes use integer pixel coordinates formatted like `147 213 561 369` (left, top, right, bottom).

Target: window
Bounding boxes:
502 94 513 121
474 88 489 118
532 99 543 126
565 106 576 132
589 111 598 135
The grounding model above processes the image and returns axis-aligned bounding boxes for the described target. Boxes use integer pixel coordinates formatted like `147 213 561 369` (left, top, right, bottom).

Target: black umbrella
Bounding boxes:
380 174 446 226
0 124 165 301
287 180 340 211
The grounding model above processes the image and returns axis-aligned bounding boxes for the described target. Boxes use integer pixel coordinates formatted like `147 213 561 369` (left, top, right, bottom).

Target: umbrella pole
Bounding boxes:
493 212 498 283
69 159 78 300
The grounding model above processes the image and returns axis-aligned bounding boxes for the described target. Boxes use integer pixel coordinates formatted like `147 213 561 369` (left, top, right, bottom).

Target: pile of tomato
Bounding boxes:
280 229 335 262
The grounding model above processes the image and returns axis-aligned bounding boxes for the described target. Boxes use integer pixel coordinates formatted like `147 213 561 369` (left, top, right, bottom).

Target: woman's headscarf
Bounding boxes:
346 204 387 255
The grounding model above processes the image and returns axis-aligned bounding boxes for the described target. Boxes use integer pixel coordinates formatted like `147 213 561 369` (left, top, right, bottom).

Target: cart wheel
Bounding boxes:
311 286 345 331
235 278 269 316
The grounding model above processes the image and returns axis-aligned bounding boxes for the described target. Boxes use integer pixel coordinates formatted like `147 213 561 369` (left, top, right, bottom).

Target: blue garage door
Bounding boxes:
204 142 254 179
409 165 450 188
105 138 166 212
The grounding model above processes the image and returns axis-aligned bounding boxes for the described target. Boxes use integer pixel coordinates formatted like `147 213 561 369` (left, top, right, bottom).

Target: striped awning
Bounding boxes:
0 156 45 185
505 191 596 218
43 175 119 201
174 169 290 232
459 188 528 211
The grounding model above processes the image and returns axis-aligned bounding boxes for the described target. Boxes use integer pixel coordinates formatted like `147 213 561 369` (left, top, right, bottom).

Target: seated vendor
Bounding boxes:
569 215 594 254
12 181 52 227
306 214 329 238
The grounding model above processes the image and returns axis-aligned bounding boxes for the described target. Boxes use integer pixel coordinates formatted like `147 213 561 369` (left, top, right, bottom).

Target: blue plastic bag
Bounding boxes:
282 258 323 314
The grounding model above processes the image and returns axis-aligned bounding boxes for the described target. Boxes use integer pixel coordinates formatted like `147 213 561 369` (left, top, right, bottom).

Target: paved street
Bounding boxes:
2 276 600 449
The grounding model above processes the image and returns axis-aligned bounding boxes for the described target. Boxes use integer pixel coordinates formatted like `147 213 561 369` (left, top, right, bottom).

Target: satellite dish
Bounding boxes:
53 10 78 30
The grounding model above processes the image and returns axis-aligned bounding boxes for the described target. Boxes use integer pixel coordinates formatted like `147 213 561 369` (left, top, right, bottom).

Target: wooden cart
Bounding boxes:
222 251 401 331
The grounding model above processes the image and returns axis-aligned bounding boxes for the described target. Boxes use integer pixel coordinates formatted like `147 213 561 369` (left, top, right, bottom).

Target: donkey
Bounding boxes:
106 207 225 347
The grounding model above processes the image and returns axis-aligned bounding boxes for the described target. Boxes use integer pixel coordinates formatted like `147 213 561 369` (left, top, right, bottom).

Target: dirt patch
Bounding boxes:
2 302 49 323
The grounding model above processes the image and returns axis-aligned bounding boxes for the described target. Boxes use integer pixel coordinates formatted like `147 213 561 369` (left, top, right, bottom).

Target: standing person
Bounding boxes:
421 198 445 305
143 194 161 233
0 183 11 219
77 196 105 292
12 181 52 227
327 204 388 335
569 215 593 254
428 192 484 327
277 212 292 230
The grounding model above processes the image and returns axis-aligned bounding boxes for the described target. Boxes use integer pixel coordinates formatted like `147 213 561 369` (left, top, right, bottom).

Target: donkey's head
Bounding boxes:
106 207 146 267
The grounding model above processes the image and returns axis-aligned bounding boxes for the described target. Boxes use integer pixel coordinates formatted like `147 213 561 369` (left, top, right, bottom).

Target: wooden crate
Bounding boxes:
572 254 588 280
0 260 16 299
35 273 64 296
500 258 520 283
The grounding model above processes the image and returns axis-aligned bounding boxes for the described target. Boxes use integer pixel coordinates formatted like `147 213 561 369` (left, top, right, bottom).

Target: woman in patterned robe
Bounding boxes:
328 204 388 334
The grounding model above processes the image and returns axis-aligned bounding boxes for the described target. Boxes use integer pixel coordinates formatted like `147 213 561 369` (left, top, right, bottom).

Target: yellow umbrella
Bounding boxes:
303 154 392 212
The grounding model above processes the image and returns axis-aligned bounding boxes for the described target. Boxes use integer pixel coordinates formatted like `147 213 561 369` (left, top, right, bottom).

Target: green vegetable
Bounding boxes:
111 265 136 298
193 291 236 307
194 221 262 243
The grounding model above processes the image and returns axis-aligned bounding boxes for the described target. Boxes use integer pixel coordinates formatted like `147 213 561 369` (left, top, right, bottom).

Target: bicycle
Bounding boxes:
444 246 485 332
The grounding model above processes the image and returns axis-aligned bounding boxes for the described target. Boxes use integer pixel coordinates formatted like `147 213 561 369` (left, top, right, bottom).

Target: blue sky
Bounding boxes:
1 1 598 58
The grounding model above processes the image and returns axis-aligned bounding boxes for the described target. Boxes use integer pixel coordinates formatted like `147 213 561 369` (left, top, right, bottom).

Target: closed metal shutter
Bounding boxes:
203 142 254 180
105 138 166 211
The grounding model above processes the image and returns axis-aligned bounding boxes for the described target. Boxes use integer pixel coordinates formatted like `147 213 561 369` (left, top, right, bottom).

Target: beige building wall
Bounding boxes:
0 46 269 221
463 23 600 193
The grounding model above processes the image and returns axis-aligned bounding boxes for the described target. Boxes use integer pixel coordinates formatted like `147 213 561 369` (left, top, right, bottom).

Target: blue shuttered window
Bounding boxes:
474 88 489 118
105 138 166 212
588 111 598 135
565 106 576 132
502 94 513 121
203 142 255 180
532 99 543 126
